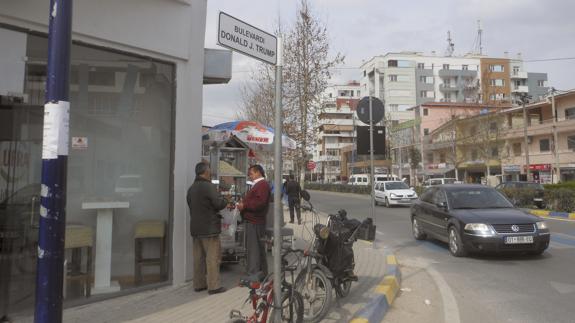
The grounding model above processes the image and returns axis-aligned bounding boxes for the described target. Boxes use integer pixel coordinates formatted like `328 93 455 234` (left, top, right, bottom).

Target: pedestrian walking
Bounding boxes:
187 162 229 295
237 164 270 277
285 174 302 224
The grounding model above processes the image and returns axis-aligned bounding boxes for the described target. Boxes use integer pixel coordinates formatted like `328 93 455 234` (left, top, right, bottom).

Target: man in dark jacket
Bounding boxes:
238 164 270 276
284 174 302 224
187 162 228 294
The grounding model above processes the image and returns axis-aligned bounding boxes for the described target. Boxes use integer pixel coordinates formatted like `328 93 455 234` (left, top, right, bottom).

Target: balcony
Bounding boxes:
438 69 478 78
439 84 460 92
511 71 528 79
511 85 529 93
317 155 340 162
462 80 479 90
325 142 352 149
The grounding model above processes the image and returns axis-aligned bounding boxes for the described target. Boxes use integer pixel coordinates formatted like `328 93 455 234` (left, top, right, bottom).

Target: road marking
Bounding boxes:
541 216 575 223
400 257 461 323
550 281 575 294
551 234 575 247
549 242 572 250
426 265 461 323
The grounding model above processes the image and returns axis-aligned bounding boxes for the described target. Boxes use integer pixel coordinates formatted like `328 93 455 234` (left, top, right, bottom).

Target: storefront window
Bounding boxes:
1 29 174 318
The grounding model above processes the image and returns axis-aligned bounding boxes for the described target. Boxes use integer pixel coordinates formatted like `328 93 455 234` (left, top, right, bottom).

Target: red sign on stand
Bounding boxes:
307 161 316 171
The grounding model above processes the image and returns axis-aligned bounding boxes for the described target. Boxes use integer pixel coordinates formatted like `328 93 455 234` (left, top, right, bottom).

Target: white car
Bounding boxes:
374 181 418 207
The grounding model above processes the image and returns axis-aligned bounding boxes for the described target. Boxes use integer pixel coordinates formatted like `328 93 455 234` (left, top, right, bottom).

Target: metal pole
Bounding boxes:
273 37 283 322
35 1 72 322
522 99 531 181
398 144 403 180
551 89 560 183
369 96 375 220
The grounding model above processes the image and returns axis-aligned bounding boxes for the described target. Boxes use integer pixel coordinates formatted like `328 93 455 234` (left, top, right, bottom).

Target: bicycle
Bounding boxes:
295 194 365 323
228 248 304 323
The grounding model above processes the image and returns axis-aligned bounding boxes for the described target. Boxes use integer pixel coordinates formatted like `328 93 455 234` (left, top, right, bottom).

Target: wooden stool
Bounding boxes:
134 221 166 286
65 225 94 297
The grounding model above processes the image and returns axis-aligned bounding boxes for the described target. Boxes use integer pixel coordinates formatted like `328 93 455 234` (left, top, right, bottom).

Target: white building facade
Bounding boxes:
360 52 548 124
360 52 482 124
314 82 361 182
0 0 228 318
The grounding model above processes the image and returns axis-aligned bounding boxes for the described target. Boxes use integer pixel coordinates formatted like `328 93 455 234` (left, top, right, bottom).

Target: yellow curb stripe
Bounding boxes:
374 284 397 304
531 210 549 216
386 255 397 265
350 318 369 323
382 275 400 291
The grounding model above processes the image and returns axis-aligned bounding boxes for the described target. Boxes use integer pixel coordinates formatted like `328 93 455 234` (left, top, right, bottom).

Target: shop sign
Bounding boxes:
503 165 521 173
525 164 551 171
428 163 448 169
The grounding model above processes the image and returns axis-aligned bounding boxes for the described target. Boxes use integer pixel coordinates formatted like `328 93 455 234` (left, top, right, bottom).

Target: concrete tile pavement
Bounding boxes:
14 209 389 323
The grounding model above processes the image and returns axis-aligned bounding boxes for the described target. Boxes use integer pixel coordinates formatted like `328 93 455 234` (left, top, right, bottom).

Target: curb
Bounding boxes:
529 209 575 221
349 254 401 323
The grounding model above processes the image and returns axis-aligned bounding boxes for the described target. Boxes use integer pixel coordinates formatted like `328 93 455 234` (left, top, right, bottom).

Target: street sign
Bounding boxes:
357 126 386 155
356 96 385 124
217 12 277 65
307 160 316 171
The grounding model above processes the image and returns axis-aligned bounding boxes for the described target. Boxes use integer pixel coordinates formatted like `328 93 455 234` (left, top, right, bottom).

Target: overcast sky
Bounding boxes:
202 0 575 126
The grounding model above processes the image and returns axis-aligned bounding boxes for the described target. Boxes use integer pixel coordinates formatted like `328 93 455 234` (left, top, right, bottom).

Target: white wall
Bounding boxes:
0 0 208 285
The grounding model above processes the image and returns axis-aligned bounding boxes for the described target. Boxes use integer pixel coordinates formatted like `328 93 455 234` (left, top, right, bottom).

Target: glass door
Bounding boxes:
0 98 44 319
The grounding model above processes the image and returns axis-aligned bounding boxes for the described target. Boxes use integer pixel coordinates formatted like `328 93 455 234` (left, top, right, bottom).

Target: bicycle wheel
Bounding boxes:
269 290 304 323
295 268 332 323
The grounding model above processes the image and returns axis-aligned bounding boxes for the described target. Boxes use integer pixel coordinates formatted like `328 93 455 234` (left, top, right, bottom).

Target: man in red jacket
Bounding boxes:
238 164 270 276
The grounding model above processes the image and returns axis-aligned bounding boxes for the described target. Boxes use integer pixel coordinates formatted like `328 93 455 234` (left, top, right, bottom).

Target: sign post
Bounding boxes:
218 12 282 321
35 1 72 322
356 95 384 228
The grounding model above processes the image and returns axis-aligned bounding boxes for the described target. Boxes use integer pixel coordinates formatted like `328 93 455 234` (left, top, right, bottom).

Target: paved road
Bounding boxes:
307 190 575 323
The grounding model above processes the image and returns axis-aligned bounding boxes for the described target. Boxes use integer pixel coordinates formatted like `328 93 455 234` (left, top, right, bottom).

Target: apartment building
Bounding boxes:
360 52 548 123
426 90 575 184
315 82 361 182
390 102 508 180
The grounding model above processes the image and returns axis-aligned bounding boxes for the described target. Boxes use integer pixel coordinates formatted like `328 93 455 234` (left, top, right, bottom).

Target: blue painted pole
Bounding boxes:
34 1 72 322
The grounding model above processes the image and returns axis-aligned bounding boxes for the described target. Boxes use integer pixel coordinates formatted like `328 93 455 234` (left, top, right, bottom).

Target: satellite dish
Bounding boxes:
356 96 385 124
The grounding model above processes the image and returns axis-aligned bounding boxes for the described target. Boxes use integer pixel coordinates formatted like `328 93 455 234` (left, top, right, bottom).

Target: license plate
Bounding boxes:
533 198 543 201
402 199 411 202
505 236 534 244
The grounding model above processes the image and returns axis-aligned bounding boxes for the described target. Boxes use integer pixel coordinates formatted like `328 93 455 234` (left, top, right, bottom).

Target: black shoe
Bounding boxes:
298 220 302 225
208 287 227 295
289 220 294 224
194 287 207 292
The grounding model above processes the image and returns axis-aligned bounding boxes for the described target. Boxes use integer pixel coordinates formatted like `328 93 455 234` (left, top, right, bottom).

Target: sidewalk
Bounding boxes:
15 209 389 323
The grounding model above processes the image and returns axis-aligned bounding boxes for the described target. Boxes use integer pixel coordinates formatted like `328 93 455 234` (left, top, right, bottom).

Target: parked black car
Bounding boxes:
410 184 550 257
495 181 545 209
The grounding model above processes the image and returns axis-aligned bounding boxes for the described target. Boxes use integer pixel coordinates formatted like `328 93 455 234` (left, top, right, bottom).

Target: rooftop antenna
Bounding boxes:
445 31 455 57
471 20 484 55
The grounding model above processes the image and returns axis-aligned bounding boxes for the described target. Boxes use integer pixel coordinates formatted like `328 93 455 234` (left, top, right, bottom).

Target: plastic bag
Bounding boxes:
220 207 239 238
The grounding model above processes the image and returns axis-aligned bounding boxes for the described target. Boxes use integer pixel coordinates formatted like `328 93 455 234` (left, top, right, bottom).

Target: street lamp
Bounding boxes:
518 93 532 181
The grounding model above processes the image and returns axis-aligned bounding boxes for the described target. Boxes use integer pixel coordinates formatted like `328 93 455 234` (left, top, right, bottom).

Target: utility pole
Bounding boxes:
551 88 560 183
520 93 532 181
368 95 375 222
35 1 72 322
272 37 283 323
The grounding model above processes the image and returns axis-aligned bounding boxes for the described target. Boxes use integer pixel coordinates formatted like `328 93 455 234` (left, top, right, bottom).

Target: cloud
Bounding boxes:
203 0 575 125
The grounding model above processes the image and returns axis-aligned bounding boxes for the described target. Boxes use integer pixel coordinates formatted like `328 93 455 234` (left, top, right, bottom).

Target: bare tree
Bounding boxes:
238 0 344 185
236 65 275 127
